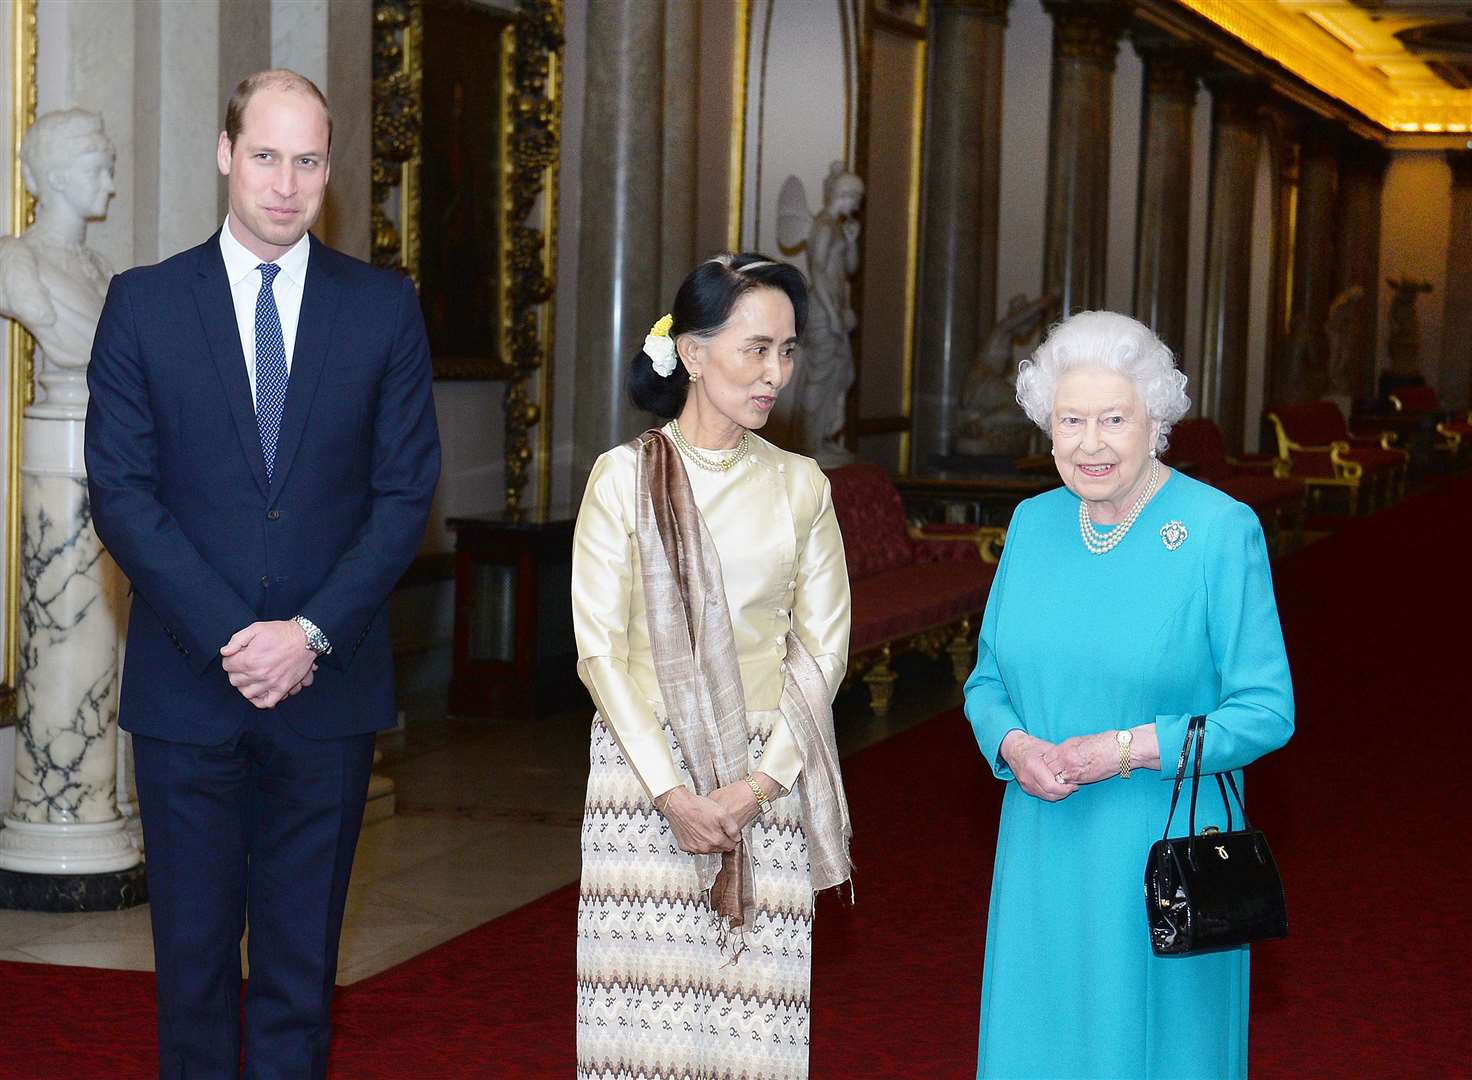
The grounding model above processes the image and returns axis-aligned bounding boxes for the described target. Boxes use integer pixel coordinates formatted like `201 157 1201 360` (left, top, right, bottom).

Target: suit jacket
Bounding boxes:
85 231 441 745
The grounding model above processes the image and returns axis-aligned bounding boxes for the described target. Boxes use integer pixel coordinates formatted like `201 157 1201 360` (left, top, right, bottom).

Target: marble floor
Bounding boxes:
0 652 959 985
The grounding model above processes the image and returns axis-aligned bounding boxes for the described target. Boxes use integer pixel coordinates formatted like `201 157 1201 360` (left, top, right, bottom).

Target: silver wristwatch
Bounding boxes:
292 614 333 656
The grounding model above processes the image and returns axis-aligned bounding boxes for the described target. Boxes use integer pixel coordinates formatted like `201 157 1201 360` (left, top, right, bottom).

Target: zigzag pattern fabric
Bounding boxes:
254 261 288 480
576 713 814 1080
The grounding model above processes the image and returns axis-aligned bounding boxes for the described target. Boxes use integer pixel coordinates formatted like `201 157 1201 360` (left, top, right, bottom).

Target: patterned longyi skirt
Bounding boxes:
576 709 814 1080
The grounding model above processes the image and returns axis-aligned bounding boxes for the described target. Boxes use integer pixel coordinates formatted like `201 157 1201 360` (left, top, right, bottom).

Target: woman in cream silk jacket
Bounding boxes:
571 253 851 1080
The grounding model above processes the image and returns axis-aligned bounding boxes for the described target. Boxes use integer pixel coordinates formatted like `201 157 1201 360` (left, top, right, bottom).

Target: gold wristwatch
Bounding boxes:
744 774 772 815
1116 729 1133 779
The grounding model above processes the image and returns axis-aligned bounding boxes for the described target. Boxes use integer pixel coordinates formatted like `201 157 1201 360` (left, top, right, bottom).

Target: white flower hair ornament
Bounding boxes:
644 314 678 378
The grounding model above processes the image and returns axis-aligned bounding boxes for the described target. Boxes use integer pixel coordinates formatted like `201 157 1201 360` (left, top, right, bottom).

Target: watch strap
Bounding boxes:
292 614 333 655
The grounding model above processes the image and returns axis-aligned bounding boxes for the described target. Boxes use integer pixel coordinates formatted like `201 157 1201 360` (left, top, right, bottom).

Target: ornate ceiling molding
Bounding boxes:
1171 0 1472 134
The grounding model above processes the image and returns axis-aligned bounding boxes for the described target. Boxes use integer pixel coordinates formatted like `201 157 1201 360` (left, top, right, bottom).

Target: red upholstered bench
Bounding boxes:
1264 401 1408 514
1164 418 1305 554
824 463 1004 717
1390 385 1472 459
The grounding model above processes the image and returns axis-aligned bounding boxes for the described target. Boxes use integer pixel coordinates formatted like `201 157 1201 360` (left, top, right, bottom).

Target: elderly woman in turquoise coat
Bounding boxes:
963 311 1294 1079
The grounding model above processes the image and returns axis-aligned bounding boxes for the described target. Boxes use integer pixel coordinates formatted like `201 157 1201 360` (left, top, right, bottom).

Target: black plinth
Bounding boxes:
0 863 148 912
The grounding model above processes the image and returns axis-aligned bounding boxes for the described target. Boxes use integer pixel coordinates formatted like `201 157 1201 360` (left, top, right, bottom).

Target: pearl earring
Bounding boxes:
1149 448 1158 458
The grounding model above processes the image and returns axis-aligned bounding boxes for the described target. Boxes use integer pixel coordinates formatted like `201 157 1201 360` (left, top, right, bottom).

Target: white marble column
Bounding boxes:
0 396 137 886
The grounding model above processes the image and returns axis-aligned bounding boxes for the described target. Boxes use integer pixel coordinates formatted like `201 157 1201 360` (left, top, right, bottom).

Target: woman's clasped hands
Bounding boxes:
1001 729 1122 801
1002 727 1160 800
657 774 782 854
999 730 1078 801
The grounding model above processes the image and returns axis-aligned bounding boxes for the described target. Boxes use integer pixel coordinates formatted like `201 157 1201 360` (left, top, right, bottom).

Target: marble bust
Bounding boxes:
0 109 116 416
778 162 864 467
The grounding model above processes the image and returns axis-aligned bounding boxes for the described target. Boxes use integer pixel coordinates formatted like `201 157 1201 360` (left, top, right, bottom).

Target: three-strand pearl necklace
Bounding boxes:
669 418 750 473
1078 456 1160 555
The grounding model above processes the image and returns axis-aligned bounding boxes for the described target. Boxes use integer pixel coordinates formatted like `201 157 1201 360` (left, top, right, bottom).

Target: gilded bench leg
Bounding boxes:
946 618 974 683
863 644 897 718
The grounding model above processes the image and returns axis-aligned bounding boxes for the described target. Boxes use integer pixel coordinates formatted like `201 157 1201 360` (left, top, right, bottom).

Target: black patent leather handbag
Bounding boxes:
1145 714 1288 957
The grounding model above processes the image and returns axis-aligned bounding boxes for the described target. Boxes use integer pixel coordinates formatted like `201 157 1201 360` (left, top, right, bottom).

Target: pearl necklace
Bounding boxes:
1078 456 1160 555
669 419 750 473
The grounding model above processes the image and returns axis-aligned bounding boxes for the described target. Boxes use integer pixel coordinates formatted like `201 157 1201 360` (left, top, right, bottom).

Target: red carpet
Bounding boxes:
2 474 1469 1078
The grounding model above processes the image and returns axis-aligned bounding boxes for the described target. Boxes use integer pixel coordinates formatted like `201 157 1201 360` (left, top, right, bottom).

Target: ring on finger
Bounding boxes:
1054 772 1066 784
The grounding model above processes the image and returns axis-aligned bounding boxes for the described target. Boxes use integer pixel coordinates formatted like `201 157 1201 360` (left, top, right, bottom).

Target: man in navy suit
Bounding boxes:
84 69 439 1078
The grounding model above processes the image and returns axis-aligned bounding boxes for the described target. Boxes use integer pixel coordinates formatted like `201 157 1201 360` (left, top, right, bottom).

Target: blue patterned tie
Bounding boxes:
254 262 288 481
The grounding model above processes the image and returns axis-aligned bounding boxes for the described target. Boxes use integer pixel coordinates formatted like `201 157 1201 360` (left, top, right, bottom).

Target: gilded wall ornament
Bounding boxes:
371 0 563 512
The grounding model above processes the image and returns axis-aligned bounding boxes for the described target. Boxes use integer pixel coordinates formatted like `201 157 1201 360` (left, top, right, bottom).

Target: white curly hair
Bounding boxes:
1014 310 1191 453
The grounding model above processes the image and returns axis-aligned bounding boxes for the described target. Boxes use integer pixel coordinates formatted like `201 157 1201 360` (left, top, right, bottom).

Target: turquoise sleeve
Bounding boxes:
963 505 1027 781
1156 500 1295 777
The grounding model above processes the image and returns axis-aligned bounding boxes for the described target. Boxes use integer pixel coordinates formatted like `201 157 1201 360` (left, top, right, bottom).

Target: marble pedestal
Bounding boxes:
0 408 143 911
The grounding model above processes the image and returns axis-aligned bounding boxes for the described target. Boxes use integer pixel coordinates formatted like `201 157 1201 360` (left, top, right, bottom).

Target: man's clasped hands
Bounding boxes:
220 620 319 709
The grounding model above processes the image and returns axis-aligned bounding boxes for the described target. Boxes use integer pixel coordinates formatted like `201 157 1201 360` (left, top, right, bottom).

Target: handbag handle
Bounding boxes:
1177 717 1263 871
1159 715 1204 842
1161 715 1257 841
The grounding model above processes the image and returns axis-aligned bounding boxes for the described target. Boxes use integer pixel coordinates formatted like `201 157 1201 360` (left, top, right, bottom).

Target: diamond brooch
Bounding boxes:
1160 520 1188 551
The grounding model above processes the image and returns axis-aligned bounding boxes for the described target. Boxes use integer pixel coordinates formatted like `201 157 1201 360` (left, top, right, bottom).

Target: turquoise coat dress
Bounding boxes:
963 472 1294 1080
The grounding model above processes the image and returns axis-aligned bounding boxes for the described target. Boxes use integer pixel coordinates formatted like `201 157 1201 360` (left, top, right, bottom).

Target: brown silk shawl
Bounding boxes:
632 430 854 952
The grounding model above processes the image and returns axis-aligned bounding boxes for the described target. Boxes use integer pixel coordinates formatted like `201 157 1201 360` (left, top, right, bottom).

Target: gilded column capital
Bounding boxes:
1204 75 1261 130
1044 0 1127 68
1140 51 1197 101
1294 117 1344 161
1338 137 1388 181
1132 33 1199 100
933 0 1011 18
1447 149 1472 189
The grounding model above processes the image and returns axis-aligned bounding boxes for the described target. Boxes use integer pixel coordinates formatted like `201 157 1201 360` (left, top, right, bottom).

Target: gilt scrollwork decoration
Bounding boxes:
371 0 563 513
371 0 422 282
502 0 563 512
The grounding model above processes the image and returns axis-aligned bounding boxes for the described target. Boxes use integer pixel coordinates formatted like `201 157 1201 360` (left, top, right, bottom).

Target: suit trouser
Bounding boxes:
133 708 376 1080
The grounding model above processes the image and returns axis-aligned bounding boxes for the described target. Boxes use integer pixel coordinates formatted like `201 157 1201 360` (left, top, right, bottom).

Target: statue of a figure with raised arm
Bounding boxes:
1325 285 1365 399
0 109 116 415
778 162 863 467
955 292 1057 457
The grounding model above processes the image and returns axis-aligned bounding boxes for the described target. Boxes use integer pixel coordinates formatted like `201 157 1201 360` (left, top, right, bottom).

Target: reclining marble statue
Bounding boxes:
778 162 864 467
955 292 1057 458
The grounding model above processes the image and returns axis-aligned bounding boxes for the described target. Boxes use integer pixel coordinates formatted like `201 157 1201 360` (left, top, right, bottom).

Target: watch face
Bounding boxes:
1117 729 1133 747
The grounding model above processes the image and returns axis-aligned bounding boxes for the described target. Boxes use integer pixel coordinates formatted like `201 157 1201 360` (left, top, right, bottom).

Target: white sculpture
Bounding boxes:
1325 285 1365 399
0 109 116 413
778 162 863 467
955 293 1057 457
0 109 137 889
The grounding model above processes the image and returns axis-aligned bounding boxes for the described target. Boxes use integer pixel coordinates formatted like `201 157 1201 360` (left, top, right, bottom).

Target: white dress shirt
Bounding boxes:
218 216 311 409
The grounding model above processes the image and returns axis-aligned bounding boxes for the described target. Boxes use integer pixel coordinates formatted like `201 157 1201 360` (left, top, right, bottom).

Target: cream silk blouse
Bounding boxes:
572 426 852 801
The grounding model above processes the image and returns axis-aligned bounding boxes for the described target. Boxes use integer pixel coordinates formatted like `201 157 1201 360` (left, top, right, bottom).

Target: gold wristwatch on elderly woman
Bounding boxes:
1116 729 1133 779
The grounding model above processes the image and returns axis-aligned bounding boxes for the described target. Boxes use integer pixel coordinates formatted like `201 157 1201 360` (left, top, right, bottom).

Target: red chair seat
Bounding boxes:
849 561 993 654
1271 402 1352 446
1392 385 1439 412
1338 447 1407 474
1213 475 1303 513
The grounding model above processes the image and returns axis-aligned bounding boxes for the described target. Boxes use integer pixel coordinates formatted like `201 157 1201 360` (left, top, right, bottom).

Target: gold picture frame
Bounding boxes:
852 0 926 473
1 0 37 723
372 0 562 512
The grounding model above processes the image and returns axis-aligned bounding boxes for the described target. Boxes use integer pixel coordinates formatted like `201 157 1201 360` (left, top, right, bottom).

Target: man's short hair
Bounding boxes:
224 69 333 153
